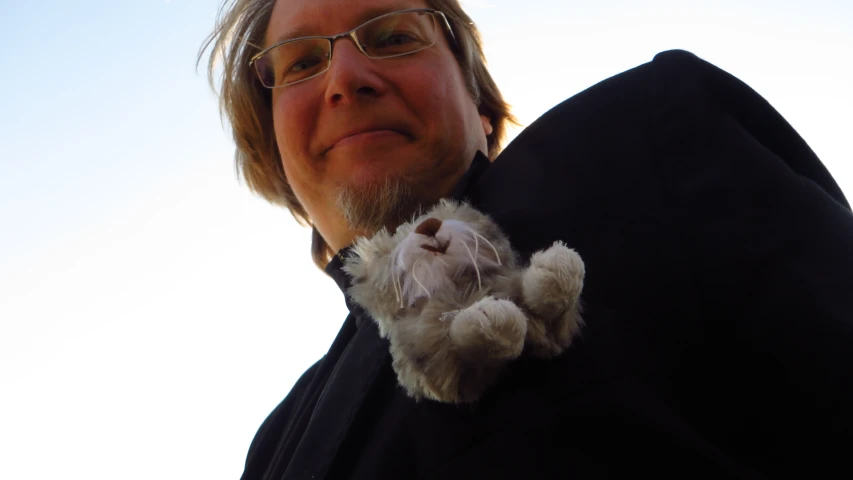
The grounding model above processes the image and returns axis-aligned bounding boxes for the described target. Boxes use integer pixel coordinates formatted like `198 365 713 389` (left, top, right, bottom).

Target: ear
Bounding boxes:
343 229 395 280
480 114 493 136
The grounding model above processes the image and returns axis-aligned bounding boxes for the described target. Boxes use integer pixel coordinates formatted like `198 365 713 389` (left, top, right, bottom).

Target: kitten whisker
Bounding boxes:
412 259 431 299
395 270 403 308
475 231 501 265
389 256 403 308
462 225 501 265
461 226 479 259
461 241 482 291
480 234 502 265
422 258 436 283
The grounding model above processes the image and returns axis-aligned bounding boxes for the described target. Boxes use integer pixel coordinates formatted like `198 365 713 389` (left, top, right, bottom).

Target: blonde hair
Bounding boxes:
199 0 517 270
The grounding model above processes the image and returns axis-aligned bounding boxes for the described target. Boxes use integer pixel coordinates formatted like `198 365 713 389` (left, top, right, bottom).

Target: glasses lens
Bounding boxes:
357 10 437 58
256 38 331 87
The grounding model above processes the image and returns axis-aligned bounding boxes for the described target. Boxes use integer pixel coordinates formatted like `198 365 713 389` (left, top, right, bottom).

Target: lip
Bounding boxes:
325 127 408 153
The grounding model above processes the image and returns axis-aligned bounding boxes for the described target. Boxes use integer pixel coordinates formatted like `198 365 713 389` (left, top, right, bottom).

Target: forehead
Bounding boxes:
265 0 431 46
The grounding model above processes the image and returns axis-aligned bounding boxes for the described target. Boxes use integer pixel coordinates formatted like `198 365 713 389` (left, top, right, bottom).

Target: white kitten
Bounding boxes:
344 200 585 403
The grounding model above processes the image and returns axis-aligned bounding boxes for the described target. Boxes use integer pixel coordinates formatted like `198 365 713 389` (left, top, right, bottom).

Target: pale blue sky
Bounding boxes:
1 1 224 263
1 1 851 479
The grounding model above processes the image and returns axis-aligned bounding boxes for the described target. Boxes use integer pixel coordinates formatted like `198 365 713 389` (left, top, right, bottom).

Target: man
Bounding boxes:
204 0 511 269
203 0 853 478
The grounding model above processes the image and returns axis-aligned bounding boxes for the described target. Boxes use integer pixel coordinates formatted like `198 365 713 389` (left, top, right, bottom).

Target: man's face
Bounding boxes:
265 0 491 250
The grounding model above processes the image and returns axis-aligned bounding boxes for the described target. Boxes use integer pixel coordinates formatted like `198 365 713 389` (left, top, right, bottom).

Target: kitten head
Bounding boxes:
344 200 516 333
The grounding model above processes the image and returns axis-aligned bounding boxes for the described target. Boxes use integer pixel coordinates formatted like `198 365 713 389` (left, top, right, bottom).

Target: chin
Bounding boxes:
333 154 463 233
335 173 422 233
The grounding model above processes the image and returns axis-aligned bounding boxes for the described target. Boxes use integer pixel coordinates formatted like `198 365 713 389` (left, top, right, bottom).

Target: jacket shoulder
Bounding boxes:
651 49 710 72
649 49 849 208
511 49 707 146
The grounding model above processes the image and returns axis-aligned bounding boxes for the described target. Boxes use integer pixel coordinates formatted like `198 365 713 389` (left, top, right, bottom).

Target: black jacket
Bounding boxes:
240 50 853 479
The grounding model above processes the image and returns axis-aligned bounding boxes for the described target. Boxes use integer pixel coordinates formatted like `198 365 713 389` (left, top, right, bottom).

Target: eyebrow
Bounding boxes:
268 4 416 46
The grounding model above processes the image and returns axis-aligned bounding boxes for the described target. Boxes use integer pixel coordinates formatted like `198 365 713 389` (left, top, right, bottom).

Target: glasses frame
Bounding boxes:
249 8 457 89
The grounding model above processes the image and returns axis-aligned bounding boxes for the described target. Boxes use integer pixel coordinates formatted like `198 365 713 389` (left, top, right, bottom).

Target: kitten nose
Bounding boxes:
415 218 442 237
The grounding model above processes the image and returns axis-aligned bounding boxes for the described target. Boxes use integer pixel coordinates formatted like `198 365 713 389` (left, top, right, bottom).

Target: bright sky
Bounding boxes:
1 0 850 478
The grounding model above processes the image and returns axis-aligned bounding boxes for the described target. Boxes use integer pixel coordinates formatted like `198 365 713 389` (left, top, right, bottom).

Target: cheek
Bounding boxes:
415 69 462 120
393 52 464 116
272 90 313 155
401 56 480 142
271 89 322 186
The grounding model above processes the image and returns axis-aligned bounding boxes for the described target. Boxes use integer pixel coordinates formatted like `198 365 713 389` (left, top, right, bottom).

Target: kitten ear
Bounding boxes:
343 228 397 281
423 198 456 222
437 198 459 212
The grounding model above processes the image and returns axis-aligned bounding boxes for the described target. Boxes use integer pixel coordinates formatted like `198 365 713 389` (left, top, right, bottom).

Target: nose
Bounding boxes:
324 38 387 106
415 218 442 237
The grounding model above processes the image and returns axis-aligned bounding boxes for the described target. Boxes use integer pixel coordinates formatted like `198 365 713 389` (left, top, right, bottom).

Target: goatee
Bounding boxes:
335 175 425 234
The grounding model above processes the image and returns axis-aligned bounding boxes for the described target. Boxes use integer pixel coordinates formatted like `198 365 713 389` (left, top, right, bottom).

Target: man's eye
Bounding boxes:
378 33 415 47
371 30 423 50
287 56 323 73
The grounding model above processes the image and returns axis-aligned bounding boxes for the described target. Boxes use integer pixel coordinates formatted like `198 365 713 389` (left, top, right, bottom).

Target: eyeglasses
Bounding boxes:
250 8 456 89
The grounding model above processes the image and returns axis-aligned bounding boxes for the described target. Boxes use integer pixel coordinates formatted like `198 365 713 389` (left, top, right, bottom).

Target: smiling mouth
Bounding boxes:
330 130 405 152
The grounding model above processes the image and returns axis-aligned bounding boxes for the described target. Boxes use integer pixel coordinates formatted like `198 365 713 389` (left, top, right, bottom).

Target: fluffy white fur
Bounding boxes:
343 200 585 403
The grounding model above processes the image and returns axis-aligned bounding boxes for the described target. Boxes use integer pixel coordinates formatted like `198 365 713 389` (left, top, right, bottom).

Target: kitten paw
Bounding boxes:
449 296 527 364
522 241 585 319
